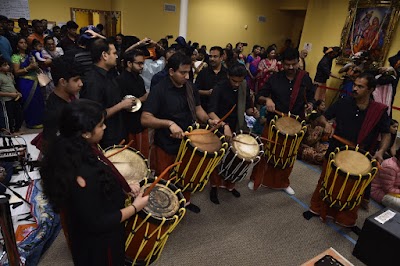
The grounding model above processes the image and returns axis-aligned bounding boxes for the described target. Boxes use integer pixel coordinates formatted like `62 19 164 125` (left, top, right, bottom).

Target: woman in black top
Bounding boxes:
41 99 148 266
314 46 341 101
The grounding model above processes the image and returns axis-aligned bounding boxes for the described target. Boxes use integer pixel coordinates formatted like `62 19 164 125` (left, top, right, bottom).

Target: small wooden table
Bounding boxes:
301 247 354 266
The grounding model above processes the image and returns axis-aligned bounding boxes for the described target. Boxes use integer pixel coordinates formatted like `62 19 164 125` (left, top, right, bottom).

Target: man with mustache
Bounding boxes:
249 48 315 195
196 46 227 112
304 72 390 234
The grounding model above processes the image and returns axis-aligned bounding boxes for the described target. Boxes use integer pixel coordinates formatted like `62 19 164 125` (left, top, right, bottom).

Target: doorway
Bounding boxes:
70 8 121 37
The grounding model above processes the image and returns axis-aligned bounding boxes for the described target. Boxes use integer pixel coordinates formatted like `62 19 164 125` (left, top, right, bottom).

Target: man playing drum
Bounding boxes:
249 48 315 195
303 72 391 233
141 52 218 213
208 63 259 204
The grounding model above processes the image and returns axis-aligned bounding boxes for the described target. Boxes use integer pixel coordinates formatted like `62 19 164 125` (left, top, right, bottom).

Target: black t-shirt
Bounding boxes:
324 97 390 157
314 55 332 83
59 36 79 53
43 92 69 144
195 66 228 112
143 77 201 154
208 79 252 131
116 70 147 134
81 65 127 148
257 70 314 120
64 47 93 76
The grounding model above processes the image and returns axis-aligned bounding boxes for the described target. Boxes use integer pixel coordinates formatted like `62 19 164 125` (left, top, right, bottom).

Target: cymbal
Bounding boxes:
124 95 142 113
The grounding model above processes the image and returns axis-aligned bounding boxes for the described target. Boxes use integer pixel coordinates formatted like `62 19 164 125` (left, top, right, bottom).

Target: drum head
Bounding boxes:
334 150 372 176
104 148 148 183
188 129 222 153
141 183 179 219
275 116 302 136
232 134 260 160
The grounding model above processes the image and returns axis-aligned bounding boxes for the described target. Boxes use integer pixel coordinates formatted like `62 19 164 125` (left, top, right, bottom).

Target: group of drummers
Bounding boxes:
39 42 390 266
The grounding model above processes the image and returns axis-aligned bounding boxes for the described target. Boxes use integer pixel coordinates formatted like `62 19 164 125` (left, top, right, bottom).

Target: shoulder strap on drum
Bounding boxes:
357 100 388 145
289 70 306 112
92 146 131 193
237 80 248 131
186 82 197 122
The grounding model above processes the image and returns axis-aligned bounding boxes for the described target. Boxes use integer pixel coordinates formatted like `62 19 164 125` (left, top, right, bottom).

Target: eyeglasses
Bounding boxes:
133 61 145 66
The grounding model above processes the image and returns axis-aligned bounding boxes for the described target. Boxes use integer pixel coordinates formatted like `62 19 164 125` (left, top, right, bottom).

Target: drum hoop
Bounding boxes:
104 145 150 166
231 131 264 161
272 114 307 137
136 178 185 225
329 146 378 180
184 124 228 157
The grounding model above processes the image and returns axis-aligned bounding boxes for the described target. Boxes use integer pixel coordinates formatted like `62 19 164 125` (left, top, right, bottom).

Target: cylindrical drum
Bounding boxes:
321 145 378 211
172 124 228 193
219 131 264 183
264 113 306 169
104 145 151 184
124 178 186 266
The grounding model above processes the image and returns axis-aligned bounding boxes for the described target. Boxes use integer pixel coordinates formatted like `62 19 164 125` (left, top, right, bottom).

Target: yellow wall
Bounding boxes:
110 0 304 54
300 0 400 121
28 0 111 23
111 0 180 40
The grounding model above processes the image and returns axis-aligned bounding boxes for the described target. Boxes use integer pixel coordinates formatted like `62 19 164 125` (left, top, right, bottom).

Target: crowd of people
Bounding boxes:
1 14 400 265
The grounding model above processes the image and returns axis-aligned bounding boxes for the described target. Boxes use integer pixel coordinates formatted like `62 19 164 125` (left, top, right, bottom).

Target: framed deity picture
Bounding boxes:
338 0 400 66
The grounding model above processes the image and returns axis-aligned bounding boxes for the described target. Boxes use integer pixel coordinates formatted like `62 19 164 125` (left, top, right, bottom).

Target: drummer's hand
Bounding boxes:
223 124 233 141
120 98 136 110
132 192 149 212
305 102 313 113
373 150 384 164
129 182 141 197
169 123 184 139
252 108 260 118
265 98 275 113
207 119 219 127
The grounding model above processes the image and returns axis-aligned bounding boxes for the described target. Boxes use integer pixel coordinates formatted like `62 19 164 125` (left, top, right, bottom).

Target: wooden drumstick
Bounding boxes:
184 130 212 136
105 140 134 158
259 136 280 145
143 161 182 197
332 134 356 148
209 104 237 132
274 109 285 117
231 139 258 146
118 139 126 145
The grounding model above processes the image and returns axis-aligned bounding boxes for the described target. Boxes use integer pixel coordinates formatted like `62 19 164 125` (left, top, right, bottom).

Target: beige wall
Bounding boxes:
111 0 180 41
28 0 112 23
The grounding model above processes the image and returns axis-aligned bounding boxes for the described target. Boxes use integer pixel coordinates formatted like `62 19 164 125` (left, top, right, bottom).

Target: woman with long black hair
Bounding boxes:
41 99 148 265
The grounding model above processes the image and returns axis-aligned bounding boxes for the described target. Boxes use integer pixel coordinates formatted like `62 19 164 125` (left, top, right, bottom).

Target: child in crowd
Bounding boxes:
0 56 23 133
314 100 326 115
371 148 400 212
252 105 266 135
297 112 328 165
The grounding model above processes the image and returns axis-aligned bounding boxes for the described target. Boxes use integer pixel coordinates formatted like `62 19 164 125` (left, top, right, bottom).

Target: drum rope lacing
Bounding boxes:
321 145 378 211
172 124 228 193
125 178 186 266
265 114 307 169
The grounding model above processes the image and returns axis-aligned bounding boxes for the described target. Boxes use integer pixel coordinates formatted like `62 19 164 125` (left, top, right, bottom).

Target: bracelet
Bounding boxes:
168 122 175 128
131 203 137 214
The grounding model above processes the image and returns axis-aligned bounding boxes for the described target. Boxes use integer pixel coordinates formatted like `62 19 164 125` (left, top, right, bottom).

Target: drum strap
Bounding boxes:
237 80 248 131
185 82 197 123
289 70 306 112
92 146 131 192
357 100 387 146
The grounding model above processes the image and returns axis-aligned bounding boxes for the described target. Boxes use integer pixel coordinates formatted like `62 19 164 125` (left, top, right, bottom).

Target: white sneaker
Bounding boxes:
283 186 295 195
248 181 254 190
